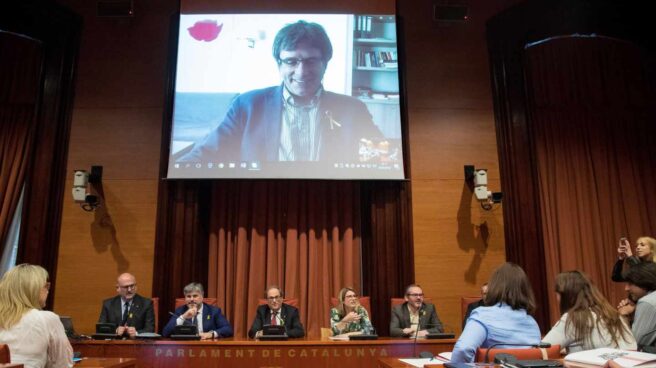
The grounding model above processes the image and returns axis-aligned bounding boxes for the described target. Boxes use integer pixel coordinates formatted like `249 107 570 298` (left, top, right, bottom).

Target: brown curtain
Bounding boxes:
524 37 656 322
206 180 362 338
0 32 42 255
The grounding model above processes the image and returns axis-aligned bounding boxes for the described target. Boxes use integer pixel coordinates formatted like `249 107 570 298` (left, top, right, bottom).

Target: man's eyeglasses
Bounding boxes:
119 284 137 290
279 57 323 68
267 296 282 301
407 293 424 298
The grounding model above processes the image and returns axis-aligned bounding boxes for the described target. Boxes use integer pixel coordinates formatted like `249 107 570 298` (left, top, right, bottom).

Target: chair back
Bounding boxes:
151 297 159 333
475 345 561 363
175 297 218 309
390 297 434 309
257 298 299 308
461 296 482 320
0 344 10 363
330 296 372 322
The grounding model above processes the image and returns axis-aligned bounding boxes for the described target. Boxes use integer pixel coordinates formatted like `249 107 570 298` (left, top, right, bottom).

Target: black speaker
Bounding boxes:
97 0 134 17
433 5 468 22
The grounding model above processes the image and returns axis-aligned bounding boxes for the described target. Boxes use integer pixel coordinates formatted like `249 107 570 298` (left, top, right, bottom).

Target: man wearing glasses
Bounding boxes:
248 285 305 338
178 20 383 163
390 284 444 337
98 273 155 337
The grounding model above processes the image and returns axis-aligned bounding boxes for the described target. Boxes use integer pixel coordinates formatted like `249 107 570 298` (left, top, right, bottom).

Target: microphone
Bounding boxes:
483 342 551 363
412 322 447 358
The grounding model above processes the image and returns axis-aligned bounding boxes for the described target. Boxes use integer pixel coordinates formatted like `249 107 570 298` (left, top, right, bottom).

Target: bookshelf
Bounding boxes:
352 15 401 138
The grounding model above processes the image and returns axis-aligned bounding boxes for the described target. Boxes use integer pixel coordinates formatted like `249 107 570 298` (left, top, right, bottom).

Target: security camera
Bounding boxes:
464 165 502 211
72 167 102 211
72 170 89 203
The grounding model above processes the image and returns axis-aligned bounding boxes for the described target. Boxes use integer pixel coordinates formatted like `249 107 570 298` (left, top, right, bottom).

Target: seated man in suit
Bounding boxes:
390 284 444 337
98 273 155 337
162 282 233 340
248 285 304 338
462 283 488 329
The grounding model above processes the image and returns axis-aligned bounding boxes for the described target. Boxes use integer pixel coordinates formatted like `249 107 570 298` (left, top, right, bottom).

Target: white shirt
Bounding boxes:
542 311 637 353
176 305 204 333
0 309 74 368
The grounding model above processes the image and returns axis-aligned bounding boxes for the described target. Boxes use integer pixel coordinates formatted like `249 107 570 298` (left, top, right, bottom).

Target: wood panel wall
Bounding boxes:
54 0 519 334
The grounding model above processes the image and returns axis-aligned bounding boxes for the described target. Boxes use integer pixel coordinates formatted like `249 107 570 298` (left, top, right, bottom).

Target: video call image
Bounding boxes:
167 13 405 179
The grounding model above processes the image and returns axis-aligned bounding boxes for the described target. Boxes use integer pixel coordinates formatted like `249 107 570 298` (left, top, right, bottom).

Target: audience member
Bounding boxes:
462 283 488 329
619 262 656 349
542 271 636 352
0 264 73 368
330 287 373 335
390 284 444 337
162 282 233 339
612 236 656 282
451 262 541 363
248 285 304 338
98 273 155 337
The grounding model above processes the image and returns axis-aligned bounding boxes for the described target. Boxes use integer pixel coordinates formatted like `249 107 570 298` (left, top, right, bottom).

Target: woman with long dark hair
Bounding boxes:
543 271 636 352
451 262 541 363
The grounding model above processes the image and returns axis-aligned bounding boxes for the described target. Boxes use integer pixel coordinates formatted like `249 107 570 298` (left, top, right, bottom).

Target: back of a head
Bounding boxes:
485 262 536 314
624 262 656 292
556 270 629 346
0 264 48 329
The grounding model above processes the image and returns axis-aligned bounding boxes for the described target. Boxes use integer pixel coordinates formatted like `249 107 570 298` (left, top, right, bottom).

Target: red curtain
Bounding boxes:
206 180 362 338
153 179 416 337
524 37 656 322
0 32 42 255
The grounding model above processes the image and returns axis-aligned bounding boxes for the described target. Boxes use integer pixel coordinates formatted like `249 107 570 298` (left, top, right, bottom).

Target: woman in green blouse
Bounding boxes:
330 287 373 335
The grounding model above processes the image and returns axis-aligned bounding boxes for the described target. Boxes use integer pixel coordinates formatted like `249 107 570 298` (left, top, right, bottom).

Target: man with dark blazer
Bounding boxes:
98 273 155 337
162 282 233 340
248 286 304 338
390 284 444 337
462 283 488 329
177 20 383 164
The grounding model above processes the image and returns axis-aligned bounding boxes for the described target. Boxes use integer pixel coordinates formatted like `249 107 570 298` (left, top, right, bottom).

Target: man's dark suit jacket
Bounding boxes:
462 299 485 329
248 303 305 338
98 294 155 333
178 85 383 163
162 302 233 338
389 302 444 337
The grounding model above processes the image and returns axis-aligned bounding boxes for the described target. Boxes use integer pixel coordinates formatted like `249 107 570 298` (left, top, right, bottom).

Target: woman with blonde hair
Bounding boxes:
0 264 73 368
612 236 656 282
330 287 373 335
543 271 636 352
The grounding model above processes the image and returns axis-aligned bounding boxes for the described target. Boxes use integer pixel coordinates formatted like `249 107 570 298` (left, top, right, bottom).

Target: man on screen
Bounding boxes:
178 20 383 163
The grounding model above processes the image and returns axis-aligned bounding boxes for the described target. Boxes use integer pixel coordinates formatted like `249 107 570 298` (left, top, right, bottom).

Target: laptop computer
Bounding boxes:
60 316 90 340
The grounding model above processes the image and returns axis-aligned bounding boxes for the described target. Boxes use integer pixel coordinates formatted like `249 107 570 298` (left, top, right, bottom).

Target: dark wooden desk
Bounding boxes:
72 337 455 368
76 358 136 367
